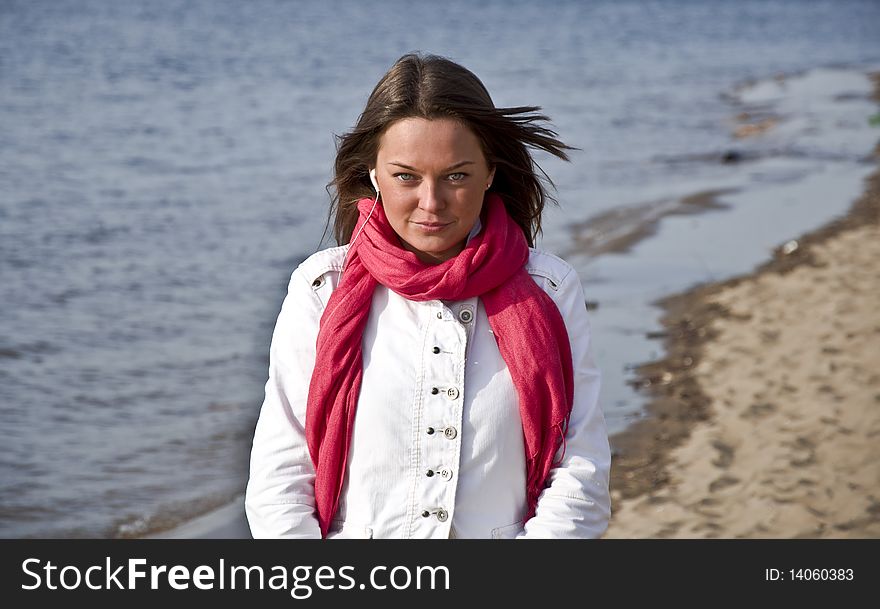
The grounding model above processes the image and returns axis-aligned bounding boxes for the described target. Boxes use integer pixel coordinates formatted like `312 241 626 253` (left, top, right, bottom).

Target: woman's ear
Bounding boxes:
486 167 496 190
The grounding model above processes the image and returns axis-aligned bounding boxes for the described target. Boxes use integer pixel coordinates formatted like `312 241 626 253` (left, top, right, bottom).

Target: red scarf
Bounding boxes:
305 193 574 537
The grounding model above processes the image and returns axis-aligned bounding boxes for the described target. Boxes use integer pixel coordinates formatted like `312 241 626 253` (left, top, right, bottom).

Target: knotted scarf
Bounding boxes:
305 193 574 537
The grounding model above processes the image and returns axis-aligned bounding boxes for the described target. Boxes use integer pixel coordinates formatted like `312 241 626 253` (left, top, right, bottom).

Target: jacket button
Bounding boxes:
458 308 473 323
432 346 440 354
436 509 448 522
431 387 439 395
439 468 453 481
426 427 435 435
421 510 430 518
436 311 443 319
446 387 460 400
443 427 457 440
426 469 435 477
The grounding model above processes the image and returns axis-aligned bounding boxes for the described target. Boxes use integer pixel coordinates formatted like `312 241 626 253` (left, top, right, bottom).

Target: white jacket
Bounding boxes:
245 244 611 539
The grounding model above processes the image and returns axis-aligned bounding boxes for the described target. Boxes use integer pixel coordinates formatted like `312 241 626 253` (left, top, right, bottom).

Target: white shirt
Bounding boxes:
245 244 611 538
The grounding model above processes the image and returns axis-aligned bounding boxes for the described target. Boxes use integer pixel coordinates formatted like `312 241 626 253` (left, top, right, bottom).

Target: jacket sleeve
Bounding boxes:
245 265 323 538
519 266 611 539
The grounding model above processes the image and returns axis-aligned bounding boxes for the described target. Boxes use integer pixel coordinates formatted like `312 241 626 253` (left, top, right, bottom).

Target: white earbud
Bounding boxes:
369 168 380 193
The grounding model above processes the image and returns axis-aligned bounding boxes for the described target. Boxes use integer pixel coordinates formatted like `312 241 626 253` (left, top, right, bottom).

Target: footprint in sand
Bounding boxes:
787 436 817 468
708 475 740 493
711 439 735 468
741 402 777 420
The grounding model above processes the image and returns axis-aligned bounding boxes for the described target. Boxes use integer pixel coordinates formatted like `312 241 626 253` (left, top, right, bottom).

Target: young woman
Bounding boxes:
245 52 610 539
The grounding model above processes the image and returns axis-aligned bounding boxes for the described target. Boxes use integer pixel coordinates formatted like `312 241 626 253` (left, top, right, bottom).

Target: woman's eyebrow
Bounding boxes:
387 161 475 172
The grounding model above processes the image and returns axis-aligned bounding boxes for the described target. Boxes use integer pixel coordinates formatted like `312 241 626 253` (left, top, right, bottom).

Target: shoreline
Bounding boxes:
608 161 879 500
604 75 880 536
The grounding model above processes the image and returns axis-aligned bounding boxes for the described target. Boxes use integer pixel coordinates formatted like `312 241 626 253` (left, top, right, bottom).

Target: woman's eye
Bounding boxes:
448 172 467 181
394 173 415 182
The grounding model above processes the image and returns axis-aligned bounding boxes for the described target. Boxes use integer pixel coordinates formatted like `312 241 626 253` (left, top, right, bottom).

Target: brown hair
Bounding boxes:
327 52 575 247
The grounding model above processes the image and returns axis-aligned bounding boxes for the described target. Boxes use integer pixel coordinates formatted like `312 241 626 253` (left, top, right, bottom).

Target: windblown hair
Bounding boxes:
327 52 574 247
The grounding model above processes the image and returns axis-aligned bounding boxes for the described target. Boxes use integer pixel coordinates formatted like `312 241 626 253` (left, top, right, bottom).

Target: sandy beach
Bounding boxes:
604 132 880 538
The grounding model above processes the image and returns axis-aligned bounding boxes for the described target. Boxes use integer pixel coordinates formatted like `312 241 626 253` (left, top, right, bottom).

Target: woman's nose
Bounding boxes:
417 181 445 212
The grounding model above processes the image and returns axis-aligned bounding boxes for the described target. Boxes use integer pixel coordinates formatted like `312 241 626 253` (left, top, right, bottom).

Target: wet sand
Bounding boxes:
604 146 880 538
565 188 736 258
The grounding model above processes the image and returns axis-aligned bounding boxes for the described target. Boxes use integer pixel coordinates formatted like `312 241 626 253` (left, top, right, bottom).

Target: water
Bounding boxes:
1 0 879 538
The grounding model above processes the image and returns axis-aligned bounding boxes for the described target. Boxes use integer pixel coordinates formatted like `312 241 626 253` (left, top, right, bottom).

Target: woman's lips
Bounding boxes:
413 221 451 233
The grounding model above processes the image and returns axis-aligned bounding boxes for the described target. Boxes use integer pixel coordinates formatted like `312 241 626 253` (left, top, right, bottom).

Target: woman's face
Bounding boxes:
373 117 495 265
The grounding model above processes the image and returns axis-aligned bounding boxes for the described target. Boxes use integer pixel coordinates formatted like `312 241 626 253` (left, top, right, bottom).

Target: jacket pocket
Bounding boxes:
326 520 374 539
491 520 524 539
